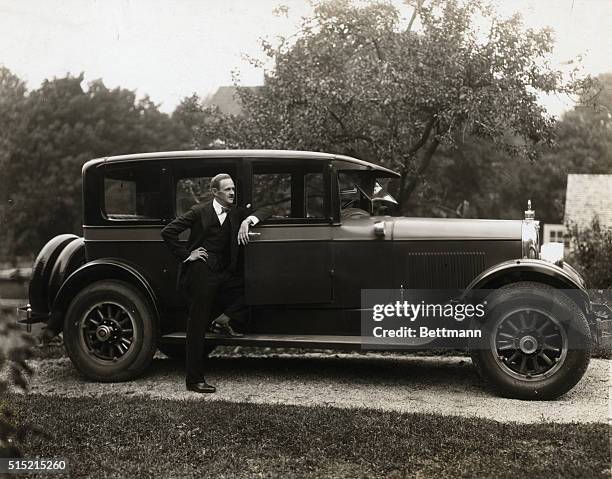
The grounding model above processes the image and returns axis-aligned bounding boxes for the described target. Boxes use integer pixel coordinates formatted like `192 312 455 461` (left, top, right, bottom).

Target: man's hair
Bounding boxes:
210 173 232 191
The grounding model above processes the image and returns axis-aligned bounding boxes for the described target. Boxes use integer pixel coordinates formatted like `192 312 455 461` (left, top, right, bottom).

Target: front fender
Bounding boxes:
49 259 160 333
463 258 591 313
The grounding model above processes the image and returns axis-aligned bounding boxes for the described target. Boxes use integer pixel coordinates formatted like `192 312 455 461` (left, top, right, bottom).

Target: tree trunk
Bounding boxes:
399 137 441 214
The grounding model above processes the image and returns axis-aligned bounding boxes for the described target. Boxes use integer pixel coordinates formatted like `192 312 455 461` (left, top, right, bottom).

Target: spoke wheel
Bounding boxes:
64 280 157 382
80 301 136 362
492 308 568 381
470 281 591 400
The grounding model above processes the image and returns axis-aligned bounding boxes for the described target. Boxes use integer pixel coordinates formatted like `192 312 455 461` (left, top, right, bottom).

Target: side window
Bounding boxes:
252 172 292 218
103 168 160 220
305 172 325 218
176 177 213 216
173 162 238 217
252 162 328 223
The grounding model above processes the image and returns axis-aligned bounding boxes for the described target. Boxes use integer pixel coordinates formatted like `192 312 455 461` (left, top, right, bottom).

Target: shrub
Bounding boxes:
0 313 35 457
567 218 612 358
567 218 612 291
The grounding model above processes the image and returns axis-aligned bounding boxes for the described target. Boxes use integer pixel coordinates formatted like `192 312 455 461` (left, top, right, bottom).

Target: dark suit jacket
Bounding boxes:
161 201 269 288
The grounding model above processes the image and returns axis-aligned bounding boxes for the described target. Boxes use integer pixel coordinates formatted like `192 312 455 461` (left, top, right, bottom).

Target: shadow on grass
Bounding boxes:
5 392 611 479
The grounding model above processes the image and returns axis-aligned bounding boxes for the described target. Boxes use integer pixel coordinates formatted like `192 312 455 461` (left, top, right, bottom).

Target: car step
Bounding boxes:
160 332 366 349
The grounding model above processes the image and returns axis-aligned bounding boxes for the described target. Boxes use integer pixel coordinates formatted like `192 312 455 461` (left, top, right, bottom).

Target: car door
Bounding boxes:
244 158 334 305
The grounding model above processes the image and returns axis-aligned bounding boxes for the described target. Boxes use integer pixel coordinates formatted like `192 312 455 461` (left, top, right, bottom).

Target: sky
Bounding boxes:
0 0 611 116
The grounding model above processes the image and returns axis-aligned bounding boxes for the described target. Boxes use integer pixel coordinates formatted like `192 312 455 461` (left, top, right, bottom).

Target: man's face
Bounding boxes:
213 178 235 207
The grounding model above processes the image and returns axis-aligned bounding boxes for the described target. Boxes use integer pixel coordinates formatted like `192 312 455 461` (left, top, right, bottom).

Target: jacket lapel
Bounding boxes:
201 201 217 231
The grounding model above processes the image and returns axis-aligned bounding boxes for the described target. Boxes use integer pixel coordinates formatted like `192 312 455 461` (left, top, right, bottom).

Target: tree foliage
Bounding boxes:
0 71 187 257
196 0 590 213
391 70 612 223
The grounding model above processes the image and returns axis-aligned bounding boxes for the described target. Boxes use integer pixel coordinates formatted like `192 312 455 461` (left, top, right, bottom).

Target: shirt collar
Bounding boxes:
213 198 227 215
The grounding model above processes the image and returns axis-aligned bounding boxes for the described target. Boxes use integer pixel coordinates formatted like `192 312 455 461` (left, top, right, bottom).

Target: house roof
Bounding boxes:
202 86 260 115
564 174 612 229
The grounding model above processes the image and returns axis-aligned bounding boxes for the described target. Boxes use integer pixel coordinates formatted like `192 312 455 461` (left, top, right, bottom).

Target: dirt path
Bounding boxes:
22 352 610 424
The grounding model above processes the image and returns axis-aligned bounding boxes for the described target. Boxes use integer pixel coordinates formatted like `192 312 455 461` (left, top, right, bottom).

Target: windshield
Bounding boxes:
373 180 398 205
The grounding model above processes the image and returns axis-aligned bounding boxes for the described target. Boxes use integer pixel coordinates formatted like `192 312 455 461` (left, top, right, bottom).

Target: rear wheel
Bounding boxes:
470 282 591 400
63 280 157 382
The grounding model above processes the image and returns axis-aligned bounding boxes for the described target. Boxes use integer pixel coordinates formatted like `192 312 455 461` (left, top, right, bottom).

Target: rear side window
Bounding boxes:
103 168 161 221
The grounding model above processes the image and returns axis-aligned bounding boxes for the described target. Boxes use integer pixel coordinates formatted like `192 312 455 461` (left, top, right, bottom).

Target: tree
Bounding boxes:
172 93 215 149
196 0 589 213
422 71 611 224
0 67 28 260
2 74 186 257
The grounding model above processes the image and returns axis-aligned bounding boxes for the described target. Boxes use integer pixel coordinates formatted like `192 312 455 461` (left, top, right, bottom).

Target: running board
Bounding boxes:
160 332 366 349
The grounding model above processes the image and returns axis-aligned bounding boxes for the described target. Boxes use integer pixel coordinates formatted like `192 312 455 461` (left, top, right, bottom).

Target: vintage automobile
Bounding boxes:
19 150 612 399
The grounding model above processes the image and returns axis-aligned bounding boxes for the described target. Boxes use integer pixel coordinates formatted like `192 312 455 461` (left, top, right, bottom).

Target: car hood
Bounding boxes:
388 217 522 240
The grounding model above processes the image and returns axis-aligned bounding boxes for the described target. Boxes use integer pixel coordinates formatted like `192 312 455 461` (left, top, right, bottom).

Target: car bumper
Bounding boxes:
591 302 612 349
16 304 33 331
16 303 49 331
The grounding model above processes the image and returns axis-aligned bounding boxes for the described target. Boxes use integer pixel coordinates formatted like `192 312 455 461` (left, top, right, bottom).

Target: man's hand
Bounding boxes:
238 218 253 245
186 247 208 262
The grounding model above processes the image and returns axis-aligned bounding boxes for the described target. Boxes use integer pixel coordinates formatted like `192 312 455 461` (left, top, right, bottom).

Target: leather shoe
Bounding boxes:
186 381 216 393
210 321 244 337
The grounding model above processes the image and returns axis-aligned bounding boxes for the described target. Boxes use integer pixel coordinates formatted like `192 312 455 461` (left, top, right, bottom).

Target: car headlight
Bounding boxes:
540 242 564 266
521 201 540 259
521 220 540 259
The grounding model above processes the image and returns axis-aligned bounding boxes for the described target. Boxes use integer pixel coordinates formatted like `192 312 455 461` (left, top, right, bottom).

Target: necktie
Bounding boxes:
221 206 231 214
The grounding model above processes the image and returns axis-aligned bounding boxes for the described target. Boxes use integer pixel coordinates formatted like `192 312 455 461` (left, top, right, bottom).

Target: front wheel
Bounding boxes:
63 280 157 382
470 282 591 400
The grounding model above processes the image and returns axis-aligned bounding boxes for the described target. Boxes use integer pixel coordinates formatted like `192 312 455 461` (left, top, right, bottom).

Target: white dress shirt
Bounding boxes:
213 198 259 226
183 200 259 263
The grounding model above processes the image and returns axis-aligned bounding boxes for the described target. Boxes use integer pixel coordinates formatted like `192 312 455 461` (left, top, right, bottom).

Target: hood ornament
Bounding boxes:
524 200 535 220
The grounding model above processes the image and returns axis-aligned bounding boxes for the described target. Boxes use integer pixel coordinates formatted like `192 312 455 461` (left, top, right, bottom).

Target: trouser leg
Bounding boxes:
185 262 218 383
217 271 249 331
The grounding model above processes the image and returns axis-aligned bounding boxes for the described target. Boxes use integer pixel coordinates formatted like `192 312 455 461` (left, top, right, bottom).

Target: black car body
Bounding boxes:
20 150 612 399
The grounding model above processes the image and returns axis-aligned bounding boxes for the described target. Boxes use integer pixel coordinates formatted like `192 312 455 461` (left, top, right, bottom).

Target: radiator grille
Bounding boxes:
402 252 486 289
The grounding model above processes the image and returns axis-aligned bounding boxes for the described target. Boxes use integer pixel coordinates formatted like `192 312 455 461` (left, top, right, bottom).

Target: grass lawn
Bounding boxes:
3 394 610 478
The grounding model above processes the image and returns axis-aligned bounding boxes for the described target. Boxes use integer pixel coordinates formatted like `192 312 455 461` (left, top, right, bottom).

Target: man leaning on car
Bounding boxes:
161 173 269 393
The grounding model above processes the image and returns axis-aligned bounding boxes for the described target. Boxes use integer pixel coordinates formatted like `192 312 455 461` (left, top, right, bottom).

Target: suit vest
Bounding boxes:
198 214 231 269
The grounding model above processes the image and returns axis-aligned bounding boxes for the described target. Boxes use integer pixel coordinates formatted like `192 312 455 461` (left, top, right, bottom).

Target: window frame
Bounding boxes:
169 158 242 219
246 158 332 225
98 163 164 225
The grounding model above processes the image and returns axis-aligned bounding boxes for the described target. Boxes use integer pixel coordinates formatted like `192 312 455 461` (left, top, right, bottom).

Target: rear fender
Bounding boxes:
28 234 79 322
49 259 160 334
48 237 86 308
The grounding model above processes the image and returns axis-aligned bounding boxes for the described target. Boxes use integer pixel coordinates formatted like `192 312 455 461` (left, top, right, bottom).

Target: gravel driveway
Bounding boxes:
23 352 610 424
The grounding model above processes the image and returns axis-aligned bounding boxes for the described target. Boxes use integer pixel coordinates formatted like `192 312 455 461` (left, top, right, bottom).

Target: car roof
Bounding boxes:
84 150 400 177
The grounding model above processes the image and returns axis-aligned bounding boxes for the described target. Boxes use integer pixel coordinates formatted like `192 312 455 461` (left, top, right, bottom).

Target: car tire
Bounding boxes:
63 280 157 382
157 343 216 361
470 281 591 400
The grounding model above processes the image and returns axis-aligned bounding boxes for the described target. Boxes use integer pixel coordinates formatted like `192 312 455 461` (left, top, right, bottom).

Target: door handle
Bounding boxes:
248 232 261 237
